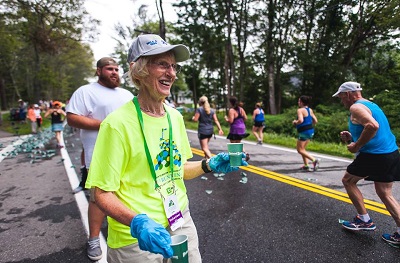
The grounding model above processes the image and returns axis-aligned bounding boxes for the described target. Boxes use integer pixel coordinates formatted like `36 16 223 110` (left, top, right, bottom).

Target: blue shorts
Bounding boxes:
52 123 64 132
298 132 314 141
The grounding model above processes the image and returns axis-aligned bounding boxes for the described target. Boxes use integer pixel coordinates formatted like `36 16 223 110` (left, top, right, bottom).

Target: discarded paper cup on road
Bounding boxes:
227 143 243 167
171 234 189 263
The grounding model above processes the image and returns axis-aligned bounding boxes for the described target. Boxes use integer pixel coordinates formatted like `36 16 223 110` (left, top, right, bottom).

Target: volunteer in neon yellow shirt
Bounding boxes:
86 34 248 263
88 101 192 247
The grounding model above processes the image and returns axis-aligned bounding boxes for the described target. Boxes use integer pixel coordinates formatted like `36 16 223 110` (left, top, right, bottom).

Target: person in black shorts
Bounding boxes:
292 95 320 171
225 96 249 143
333 81 400 246
252 102 265 145
192 96 224 159
44 101 66 148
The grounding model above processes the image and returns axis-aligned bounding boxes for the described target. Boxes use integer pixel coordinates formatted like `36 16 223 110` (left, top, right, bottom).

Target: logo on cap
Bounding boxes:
147 40 158 46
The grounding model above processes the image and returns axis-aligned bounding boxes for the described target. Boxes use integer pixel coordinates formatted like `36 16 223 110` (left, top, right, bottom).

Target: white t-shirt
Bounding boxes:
34 109 41 118
66 82 134 168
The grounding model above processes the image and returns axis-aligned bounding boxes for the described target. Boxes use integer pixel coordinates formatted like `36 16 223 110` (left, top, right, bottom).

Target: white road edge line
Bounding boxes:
59 131 108 263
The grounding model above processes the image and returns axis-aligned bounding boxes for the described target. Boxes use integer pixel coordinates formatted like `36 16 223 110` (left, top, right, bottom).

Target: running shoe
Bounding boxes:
382 232 400 245
312 158 320 171
300 165 311 171
342 216 376 231
87 237 102 261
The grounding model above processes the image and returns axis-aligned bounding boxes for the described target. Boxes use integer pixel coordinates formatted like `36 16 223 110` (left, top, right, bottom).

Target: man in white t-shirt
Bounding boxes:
66 57 134 261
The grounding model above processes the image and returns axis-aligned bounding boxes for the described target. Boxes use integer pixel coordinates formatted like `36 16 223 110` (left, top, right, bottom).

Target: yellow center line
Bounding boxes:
191 147 390 216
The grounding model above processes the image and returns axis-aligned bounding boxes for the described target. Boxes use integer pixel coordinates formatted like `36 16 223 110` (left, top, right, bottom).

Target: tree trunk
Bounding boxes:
301 0 315 92
224 0 233 104
0 78 7 110
224 41 231 105
267 64 276 114
156 0 166 39
192 69 197 110
267 0 277 114
236 0 249 103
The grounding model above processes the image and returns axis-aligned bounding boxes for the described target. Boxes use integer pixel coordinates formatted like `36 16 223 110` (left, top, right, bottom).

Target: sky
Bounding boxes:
84 0 177 61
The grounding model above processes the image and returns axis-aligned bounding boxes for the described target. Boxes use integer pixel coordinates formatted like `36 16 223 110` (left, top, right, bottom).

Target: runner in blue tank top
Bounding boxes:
252 102 265 145
333 81 400 246
292 95 320 171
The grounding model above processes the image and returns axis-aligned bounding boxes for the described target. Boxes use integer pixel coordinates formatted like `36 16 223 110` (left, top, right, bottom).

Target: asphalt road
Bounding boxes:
0 129 92 263
1 127 399 263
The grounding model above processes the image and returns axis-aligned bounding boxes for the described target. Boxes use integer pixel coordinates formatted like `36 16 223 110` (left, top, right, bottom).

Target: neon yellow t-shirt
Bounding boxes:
86 101 193 249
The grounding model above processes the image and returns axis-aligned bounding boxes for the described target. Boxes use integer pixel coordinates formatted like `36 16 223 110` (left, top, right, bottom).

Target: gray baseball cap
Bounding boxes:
96 57 118 68
332 81 362 97
127 34 190 63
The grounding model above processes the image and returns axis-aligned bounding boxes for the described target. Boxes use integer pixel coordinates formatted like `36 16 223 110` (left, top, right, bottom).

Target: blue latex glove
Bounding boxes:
130 214 173 258
209 152 249 173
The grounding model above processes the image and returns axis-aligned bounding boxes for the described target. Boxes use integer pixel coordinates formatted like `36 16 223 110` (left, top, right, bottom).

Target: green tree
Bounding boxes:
0 17 22 109
1 0 98 105
293 0 400 104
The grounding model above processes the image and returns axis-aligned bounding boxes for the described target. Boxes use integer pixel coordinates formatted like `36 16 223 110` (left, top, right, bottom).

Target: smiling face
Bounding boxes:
97 65 120 88
142 52 177 101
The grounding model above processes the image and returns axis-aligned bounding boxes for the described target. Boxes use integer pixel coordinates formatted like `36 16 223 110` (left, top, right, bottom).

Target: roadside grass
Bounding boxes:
1 112 51 135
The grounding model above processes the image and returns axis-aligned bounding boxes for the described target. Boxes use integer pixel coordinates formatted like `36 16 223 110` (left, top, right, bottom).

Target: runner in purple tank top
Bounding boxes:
225 96 249 143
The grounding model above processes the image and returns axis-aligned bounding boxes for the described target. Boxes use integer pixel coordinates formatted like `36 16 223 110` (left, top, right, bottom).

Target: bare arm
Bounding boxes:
67 112 102 130
192 111 200 122
94 187 137 226
225 108 236 124
310 109 318 124
252 109 258 121
241 107 247 120
58 109 67 117
292 108 304 125
213 114 224 135
347 103 379 153
183 161 207 180
44 109 52 118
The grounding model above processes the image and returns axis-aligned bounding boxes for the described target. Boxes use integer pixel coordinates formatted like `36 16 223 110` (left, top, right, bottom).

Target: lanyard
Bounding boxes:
133 97 174 190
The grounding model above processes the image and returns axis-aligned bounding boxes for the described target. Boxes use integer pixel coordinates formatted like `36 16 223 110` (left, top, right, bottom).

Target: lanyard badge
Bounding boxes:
163 194 184 231
133 97 184 231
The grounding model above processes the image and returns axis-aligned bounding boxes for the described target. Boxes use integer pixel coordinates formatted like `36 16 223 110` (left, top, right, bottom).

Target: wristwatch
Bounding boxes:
201 159 213 173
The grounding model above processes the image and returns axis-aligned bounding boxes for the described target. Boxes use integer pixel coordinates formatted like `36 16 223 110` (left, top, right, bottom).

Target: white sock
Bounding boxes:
358 213 370 222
